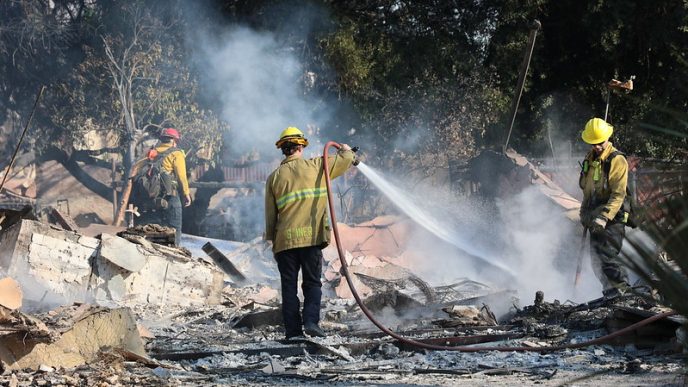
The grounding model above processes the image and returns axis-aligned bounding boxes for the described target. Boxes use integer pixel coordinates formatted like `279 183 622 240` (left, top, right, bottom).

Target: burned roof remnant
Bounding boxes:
468 148 581 221
118 223 177 247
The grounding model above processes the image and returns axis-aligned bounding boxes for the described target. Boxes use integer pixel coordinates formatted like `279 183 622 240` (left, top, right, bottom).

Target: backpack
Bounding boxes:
131 147 178 208
603 151 638 228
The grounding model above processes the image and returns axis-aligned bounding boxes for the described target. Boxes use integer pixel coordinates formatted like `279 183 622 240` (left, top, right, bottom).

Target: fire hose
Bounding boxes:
322 141 676 352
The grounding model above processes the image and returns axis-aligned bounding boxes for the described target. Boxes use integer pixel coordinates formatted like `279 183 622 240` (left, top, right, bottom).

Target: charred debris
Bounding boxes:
0 151 686 386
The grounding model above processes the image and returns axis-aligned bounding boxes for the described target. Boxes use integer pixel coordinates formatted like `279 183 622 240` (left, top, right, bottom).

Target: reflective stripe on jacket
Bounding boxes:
265 149 355 254
579 143 628 221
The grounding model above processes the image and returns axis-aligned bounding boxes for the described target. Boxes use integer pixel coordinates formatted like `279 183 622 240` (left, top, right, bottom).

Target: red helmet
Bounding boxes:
161 127 180 141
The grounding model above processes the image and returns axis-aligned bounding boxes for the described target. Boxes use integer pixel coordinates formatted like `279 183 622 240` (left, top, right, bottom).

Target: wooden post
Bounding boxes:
111 158 118 222
113 172 134 227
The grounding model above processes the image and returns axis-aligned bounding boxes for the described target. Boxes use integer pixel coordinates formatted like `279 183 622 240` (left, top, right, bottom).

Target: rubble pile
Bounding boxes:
0 218 224 308
0 210 685 385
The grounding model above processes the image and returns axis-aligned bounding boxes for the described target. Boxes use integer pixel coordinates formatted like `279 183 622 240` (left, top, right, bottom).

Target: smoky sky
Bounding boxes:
180 2 339 160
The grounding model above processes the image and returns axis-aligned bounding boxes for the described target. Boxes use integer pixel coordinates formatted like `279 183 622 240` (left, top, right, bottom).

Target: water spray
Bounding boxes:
355 162 515 277
323 141 675 352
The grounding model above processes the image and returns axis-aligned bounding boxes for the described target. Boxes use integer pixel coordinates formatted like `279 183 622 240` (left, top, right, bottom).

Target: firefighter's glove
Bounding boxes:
579 210 592 228
590 216 607 235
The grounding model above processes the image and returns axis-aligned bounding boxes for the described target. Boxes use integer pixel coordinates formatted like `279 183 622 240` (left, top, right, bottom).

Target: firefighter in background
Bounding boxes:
265 127 355 339
134 128 192 246
579 118 632 298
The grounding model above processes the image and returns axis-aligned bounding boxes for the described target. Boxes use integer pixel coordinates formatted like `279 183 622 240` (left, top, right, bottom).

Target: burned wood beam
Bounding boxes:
413 368 473 376
199 368 336 382
152 339 343 361
604 306 682 347
202 242 247 283
347 325 515 339
48 207 79 232
319 368 415 376
232 308 282 329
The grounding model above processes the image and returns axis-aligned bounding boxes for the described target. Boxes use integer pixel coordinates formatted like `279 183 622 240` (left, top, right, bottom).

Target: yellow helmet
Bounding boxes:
275 126 309 148
581 118 613 144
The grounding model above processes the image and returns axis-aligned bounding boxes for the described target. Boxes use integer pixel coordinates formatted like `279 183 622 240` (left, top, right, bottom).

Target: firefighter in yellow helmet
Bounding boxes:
265 126 355 339
579 118 632 298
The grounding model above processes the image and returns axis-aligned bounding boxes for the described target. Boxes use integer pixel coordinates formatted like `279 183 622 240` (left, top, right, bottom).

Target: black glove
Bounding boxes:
590 216 607 235
579 209 592 228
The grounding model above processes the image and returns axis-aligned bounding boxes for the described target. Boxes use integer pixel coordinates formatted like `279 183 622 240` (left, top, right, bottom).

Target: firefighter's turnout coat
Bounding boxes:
579 143 629 223
265 149 355 254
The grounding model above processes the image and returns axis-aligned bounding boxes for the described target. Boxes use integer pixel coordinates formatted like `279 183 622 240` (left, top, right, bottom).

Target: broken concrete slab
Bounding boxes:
94 234 225 307
0 220 225 308
0 219 97 305
439 305 498 327
0 305 146 371
99 233 147 272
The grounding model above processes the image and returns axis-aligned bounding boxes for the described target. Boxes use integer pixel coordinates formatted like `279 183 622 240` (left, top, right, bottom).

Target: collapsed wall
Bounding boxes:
0 219 224 309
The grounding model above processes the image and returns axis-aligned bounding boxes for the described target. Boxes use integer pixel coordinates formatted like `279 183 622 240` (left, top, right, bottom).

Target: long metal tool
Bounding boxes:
574 226 589 287
0 85 45 194
603 88 611 121
503 20 541 151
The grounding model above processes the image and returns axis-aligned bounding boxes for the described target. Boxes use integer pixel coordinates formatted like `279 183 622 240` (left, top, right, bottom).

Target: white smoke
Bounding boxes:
496 186 601 303
196 26 330 157
356 162 601 314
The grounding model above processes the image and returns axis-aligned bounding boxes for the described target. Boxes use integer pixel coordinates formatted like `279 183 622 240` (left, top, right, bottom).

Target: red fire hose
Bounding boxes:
322 141 676 352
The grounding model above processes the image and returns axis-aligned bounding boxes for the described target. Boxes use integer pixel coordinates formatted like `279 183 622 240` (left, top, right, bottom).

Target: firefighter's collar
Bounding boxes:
281 154 302 165
598 142 615 160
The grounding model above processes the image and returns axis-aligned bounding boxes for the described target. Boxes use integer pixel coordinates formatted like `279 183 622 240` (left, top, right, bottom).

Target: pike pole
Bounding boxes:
503 20 540 151
0 86 45 194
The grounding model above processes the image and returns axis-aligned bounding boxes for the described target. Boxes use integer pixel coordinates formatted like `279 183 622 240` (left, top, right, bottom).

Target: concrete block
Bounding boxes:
99 233 147 272
0 306 146 371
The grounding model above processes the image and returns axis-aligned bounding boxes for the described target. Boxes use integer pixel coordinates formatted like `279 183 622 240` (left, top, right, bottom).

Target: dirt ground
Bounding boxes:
36 160 116 225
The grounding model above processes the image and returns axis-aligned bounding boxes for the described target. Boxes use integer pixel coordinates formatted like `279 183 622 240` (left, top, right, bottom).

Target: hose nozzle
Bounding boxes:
351 146 362 166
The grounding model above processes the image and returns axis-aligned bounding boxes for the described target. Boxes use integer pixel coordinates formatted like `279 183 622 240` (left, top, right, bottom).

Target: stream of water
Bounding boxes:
356 162 514 276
